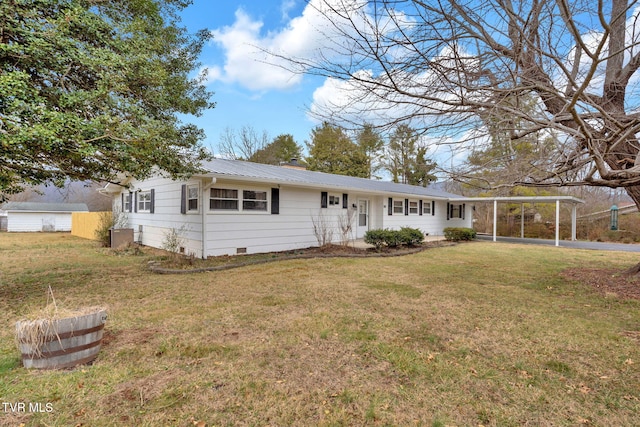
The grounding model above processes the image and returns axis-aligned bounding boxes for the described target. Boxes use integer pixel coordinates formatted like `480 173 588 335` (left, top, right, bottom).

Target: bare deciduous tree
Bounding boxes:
277 0 640 208
217 126 270 160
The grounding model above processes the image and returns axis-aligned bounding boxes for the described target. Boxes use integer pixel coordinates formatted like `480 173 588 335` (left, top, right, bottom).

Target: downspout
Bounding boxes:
201 177 216 259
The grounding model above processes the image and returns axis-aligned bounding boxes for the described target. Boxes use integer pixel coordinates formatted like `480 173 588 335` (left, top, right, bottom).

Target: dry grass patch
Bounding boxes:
1 233 640 426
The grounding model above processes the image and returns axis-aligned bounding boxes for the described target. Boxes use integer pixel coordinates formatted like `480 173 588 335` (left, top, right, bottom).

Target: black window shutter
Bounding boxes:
432 201 435 216
180 184 186 214
134 192 138 213
405 199 409 216
419 200 423 216
150 189 155 214
321 191 328 208
461 203 465 219
342 193 348 209
121 193 124 211
388 198 393 216
446 202 450 220
271 188 280 214
129 192 133 213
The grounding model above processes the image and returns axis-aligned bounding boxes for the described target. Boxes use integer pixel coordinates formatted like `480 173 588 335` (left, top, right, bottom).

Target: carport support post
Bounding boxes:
555 200 560 247
571 204 577 241
520 203 525 238
493 200 497 242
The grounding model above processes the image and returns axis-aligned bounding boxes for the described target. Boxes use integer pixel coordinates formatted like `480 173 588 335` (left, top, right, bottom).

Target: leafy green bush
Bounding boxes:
365 227 425 250
364 229 387 251
383 229 402 247
399 227 425 246
443 227 477 241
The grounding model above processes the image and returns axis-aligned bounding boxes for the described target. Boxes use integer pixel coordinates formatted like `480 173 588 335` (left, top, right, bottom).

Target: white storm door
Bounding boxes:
357 199 369 238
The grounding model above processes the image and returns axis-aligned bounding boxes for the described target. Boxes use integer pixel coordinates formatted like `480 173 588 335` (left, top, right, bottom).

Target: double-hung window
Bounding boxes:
451 204 461 218
409 200 419 215
393 200 404 214
138 191 152 212
187 185 199 212
243 190 267 211
210 188 269 212
423 201 431 215
210 189 239 210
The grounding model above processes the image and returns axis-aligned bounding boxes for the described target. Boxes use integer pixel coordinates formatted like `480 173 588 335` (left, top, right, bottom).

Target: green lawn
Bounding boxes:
1 233 639 426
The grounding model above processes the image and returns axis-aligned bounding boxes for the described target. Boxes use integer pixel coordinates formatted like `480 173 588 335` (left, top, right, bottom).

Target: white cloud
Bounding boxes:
280 0 297 21
206 9 303 91
204 0 371 92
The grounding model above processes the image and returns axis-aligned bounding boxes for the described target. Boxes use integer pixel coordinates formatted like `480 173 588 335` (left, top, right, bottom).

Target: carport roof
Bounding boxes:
451 195 585 204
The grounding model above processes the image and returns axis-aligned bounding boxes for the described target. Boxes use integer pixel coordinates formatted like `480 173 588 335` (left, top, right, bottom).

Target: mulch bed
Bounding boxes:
149 241 457 274
561 268 640 300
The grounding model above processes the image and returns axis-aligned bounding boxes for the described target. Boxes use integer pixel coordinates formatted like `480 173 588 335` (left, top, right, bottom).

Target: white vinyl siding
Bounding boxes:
121 176 204 257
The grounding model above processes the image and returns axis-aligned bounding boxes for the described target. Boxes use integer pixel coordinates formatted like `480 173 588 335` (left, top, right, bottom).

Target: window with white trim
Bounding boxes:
243 190 267 211
409 200 419 214
187 184 199 212
329 195 341 206
210 188 239 210
123 193 131 212
393 200 404 214
423 201 431 215
138 191 152 212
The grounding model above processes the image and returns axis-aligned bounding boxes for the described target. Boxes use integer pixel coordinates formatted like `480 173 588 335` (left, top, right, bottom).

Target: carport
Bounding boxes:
455 196 585 246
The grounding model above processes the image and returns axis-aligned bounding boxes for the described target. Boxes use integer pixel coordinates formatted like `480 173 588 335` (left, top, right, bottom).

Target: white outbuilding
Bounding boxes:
0 202 89 232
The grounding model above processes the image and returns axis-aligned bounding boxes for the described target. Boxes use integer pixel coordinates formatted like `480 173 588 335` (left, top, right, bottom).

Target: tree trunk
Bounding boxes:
621 186 640 276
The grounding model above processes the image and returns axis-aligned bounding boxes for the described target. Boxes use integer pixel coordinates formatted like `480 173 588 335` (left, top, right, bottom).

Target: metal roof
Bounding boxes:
0 202 89 212
199 158 463 200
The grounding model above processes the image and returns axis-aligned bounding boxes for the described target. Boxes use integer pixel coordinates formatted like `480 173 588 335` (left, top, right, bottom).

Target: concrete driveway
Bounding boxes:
476 234 640 252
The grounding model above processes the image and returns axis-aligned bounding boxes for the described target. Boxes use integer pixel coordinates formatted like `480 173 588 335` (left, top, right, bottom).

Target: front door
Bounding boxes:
357 199 369 238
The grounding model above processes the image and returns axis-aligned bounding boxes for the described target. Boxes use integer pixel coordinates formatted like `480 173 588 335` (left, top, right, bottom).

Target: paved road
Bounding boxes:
476 234 640 252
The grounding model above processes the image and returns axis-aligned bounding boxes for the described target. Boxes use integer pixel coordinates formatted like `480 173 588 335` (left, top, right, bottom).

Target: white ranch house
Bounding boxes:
101 158 473 257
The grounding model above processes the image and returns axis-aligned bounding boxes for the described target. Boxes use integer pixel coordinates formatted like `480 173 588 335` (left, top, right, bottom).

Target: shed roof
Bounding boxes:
0 202 89 212
199 158 462 200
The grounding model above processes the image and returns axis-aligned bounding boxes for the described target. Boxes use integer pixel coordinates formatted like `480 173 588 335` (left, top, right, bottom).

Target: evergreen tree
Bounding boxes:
356 123 385 179
386 125 436 186
306 123 368 177
1 0 214 200
249 134 303 165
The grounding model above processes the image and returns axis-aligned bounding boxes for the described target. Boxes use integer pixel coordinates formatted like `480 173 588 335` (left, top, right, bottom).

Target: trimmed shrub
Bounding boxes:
365 227 425 250
364 229 387 251
443 227 477 241
383 229 402 247
399 227 425 246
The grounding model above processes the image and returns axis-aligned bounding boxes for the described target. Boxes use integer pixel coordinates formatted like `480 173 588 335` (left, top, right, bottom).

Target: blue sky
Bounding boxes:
179 0 327 155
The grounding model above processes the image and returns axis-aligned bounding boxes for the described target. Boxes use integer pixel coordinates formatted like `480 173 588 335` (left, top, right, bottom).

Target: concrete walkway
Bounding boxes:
476 234 640 252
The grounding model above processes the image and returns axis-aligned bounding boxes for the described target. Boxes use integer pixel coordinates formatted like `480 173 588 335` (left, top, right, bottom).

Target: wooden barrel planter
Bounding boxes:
15 309 107 369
